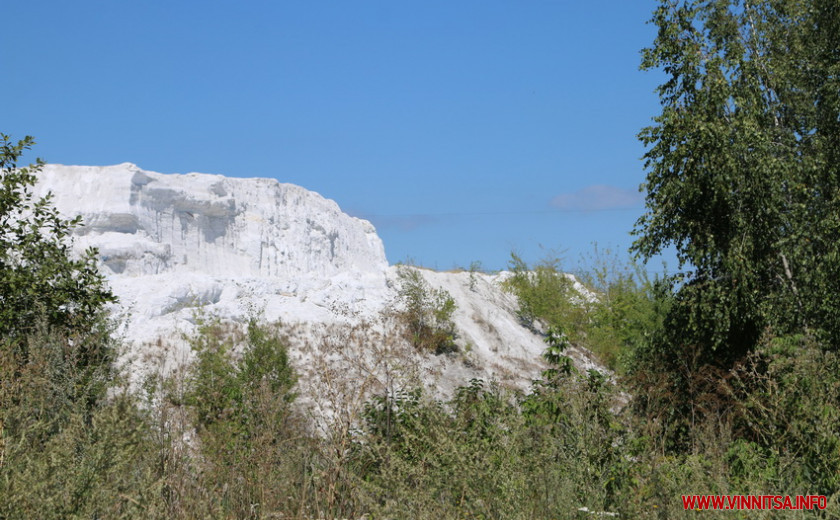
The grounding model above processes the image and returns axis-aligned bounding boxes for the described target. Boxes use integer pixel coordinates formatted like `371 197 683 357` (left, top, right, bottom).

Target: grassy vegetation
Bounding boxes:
6 0 840 507
503 248 667 373
1 145 837 517
4 279 839 518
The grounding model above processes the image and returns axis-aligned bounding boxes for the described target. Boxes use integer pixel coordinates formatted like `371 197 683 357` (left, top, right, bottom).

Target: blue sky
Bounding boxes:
3 1 670 273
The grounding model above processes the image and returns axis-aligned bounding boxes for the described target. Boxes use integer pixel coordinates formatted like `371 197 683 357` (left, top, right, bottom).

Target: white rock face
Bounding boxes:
35 163 387 280
34 163 602 396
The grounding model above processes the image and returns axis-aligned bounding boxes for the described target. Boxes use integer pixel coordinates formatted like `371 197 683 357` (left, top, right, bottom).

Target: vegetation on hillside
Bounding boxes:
3 0 840 516
395 264 458 354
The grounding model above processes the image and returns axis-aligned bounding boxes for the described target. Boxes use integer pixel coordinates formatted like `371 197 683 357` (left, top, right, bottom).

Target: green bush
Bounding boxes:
396 265 458 354
0 323 160 520
184 318 297 445
175 318 307 518
503 252 585 335
578 248 670 372
355 373 630 519
728 335 840 498
0 134 156 518
0 134 115 344
504 250 668 372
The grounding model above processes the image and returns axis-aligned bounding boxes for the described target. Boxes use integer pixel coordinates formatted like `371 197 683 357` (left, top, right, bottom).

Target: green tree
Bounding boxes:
180 319 301 517
0 134 115 344
0 136 154 518
186 318 297 447
633 0 840 365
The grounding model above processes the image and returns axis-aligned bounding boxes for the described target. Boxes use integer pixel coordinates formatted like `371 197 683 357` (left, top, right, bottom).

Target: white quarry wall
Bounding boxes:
33 163 602 396
34 163 388 280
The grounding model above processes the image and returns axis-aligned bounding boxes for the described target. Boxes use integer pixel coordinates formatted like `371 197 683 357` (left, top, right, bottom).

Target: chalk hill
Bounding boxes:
35 163 601 394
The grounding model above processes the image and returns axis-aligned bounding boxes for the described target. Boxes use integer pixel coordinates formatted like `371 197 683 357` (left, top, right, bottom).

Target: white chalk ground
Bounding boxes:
35 163 606 404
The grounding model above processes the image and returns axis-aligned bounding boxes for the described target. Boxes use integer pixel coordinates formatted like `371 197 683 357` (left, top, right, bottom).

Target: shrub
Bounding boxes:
578 246 670 371
0 322 159 519
355 372 630 519
728 334 840 498
185 317 297 447
502 252 585 335
504 249 668 372
176 318 306 518
0 134 115 345
395 266 457 354
0 135 154 518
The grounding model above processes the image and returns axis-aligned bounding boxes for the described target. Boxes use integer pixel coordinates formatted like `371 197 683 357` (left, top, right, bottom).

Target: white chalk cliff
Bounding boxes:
34 163 601 394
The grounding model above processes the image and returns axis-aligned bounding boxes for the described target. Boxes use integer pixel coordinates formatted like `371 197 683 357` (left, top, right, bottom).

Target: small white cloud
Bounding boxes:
550 184 644 211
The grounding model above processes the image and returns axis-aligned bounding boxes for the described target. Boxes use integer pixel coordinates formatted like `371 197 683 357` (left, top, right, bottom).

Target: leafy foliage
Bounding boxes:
578 247 671 371
0 134 115 344
539 326 574 380
630 0 840 452
728 335 840 496
504 251 666 372
1 351 156 520
185 318 297 445
356 364 631 518
633 0 840 354
0 134 155 519
502 252 585 335
395 266 458 354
